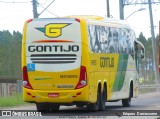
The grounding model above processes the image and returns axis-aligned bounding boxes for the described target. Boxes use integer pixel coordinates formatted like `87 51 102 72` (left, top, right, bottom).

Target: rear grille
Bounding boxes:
30 54 77 64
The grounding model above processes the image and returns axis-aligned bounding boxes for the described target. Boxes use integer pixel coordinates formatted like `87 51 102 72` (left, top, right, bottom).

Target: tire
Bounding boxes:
50 104 60 111
122 86 132 107
87 88 100 111
99 86 106 111
76 104 84 108
36 103 50 112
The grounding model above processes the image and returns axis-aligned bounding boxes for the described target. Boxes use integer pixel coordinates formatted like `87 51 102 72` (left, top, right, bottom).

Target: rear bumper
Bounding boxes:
23 86 89 103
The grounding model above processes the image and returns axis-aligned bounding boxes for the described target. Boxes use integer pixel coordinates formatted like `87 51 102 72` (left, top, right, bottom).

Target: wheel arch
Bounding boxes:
97 80 102 92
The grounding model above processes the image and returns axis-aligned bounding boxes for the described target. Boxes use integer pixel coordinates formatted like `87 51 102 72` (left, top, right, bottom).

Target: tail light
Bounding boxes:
23 66 32 89
75 66 87 89
27 19 33 23
75 18 80 22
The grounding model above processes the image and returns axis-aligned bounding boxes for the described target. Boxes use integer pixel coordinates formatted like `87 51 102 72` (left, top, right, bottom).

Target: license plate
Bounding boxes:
48 93 59 98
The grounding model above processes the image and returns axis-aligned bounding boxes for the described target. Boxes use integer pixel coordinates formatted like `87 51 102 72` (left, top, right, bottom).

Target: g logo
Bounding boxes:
45 23 70 38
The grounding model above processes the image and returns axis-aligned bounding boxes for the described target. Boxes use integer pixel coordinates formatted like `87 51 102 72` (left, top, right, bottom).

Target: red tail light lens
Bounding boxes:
75 66 87 89
75 18 80 22
27 19 33 23
23 66 32 89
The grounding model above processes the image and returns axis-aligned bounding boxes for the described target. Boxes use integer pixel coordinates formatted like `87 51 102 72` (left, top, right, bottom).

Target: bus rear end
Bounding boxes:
22 18 88 111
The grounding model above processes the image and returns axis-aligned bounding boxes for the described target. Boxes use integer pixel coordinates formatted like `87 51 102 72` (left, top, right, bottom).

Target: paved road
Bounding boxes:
1 92 160 119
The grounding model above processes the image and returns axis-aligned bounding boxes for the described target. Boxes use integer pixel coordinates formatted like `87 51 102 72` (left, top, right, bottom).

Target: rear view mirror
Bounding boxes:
135 40 145 60
141 48 145 59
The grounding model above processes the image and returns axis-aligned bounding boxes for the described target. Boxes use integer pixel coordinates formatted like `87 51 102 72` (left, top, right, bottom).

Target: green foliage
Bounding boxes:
137 32 159 83
0 30 22 78
0 93 27 107
137 32 159 59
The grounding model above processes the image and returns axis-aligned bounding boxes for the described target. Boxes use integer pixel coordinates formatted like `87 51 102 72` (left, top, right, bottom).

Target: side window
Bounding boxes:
99 26 110 53
128 30 136 55
118 28 128 53
88 25 135 55
118 28 135 55
88 25 97 52
88 25 110 53
108 28 119 53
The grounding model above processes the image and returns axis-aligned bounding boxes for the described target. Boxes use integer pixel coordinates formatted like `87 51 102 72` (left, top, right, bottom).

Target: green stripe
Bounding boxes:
35 78 52 80
112 54 128 92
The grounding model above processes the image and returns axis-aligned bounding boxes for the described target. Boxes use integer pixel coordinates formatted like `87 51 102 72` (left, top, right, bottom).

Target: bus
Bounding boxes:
22 15 145 111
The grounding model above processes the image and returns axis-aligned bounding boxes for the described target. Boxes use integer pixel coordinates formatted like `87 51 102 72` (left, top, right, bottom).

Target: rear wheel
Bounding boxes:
87 88 100 111
99 86 106 111
122 86 132 107
36 103 50 112
50 104 60 111
76 104 84 108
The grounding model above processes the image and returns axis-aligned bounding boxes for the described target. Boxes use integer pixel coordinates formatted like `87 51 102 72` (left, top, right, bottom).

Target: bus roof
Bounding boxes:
100 18 128 24
99 18 131 28
65 15 131 28
65 15 105 20
29 15 131 29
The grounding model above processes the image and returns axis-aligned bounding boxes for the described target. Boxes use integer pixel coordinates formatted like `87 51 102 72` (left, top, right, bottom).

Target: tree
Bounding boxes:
0 30 22 78
137 32 159 83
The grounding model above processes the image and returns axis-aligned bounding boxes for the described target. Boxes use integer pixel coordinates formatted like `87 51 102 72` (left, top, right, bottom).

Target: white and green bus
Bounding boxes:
22 16 145 111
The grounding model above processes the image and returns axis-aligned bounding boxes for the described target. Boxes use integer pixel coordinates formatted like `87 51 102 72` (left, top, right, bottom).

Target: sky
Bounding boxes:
0 0 159 38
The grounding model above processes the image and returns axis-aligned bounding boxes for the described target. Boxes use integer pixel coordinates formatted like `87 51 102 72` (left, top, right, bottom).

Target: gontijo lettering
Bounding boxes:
28 45 79 52
100 57 114 68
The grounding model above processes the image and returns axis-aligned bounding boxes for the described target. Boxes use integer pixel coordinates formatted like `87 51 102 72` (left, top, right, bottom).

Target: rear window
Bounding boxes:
25 18 82 72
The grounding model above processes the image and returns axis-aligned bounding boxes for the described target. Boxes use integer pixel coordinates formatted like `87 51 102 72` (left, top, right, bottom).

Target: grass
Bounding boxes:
0 93 28 108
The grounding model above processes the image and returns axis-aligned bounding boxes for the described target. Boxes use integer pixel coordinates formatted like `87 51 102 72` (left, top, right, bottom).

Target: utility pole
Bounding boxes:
106 0 110 17
148 0 159 84
119 0 124 19
32 0 56 18
32 0 38 18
